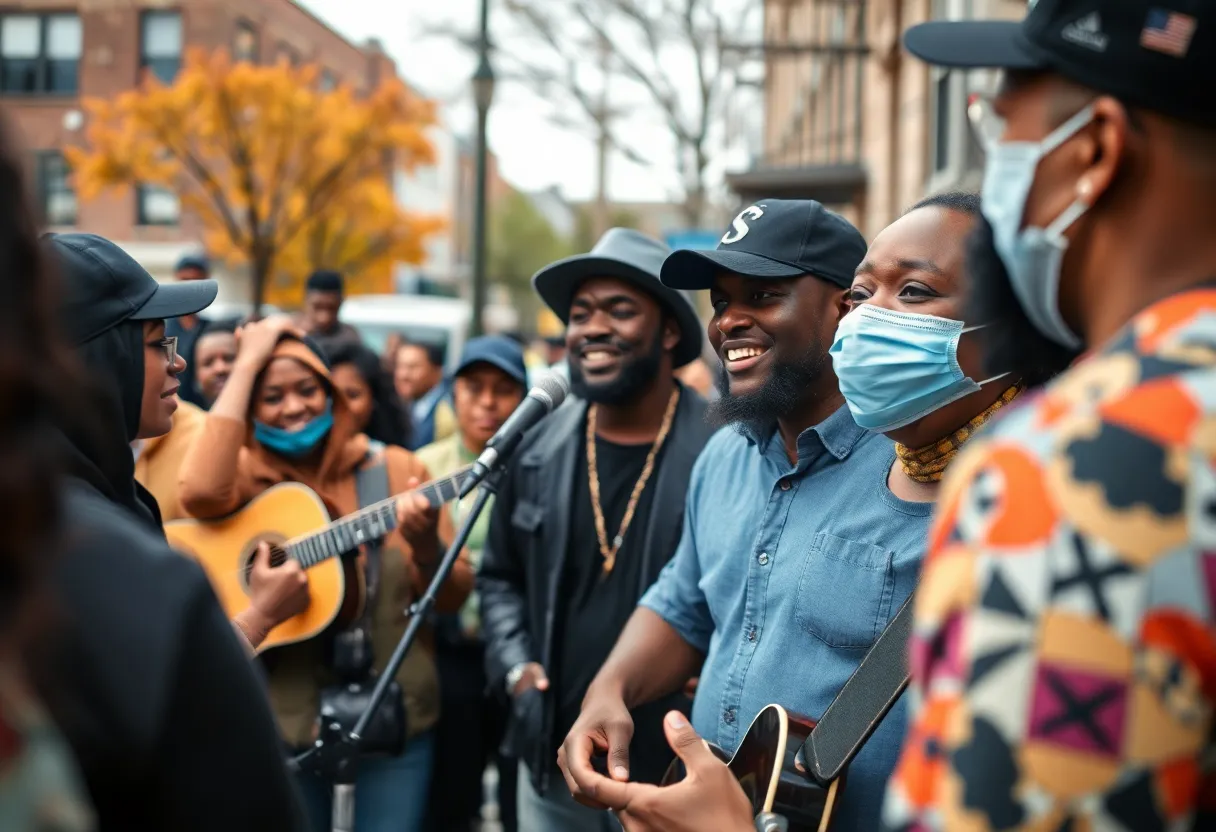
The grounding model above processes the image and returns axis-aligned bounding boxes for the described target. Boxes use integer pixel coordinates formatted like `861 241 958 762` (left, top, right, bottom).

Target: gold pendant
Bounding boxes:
603 551 616 573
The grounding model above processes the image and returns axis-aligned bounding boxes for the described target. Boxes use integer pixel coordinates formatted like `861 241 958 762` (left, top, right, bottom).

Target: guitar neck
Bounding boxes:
286 464 472 568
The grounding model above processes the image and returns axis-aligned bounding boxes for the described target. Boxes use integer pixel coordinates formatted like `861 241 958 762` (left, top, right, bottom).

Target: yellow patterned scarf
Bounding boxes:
895 385 1023 483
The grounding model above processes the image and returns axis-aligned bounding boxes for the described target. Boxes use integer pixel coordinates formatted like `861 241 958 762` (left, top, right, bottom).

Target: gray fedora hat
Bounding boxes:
532 227 704 368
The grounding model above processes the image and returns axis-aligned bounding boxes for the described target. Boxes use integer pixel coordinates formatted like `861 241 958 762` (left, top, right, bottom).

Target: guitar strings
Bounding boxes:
210 463 476 579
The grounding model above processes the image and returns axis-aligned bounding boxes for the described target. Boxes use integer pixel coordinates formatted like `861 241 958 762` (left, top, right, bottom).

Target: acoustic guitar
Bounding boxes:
660 595 915 832
660 704 841 832
165 466 471 654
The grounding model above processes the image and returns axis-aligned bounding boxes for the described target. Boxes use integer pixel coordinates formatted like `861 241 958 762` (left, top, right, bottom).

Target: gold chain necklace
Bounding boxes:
587 388 680 574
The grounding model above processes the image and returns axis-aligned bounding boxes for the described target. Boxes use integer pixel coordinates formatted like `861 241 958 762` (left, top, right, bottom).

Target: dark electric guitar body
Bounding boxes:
660 704 844 832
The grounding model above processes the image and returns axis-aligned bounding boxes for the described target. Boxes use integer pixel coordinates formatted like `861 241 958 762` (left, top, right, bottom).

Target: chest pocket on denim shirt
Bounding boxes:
795 531 892 649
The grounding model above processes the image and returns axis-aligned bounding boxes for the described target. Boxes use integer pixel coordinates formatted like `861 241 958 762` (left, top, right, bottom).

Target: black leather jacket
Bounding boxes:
479 387 714 791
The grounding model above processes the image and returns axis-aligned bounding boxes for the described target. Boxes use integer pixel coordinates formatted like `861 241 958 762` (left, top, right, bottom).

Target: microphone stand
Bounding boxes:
290 469 504 832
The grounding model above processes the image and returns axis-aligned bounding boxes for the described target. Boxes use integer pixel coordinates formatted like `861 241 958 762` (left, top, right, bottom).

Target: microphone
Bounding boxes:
459 371 570 496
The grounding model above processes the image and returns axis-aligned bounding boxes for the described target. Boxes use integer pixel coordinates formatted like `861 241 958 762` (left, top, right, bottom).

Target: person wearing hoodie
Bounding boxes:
43 231 310 829
177 315 475 832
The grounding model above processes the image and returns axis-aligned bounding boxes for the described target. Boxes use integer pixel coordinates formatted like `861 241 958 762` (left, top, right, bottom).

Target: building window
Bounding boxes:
233 21 258 63
37 151 76 226
137 184 180 226
140 11 182 84
926 0 983 189
0 14 81 94
319 69 337 91
275 43 299 67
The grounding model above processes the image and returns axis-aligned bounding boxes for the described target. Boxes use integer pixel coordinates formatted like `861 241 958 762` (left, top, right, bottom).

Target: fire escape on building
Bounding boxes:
725 0 870 210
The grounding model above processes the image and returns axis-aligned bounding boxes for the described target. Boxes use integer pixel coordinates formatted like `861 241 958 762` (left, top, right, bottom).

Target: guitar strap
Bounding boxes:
353 439 391 625
797 590 915 784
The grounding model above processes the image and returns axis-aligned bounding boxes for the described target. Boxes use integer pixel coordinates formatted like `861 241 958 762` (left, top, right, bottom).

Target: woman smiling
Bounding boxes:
177 315 472 832
831 192 1033 503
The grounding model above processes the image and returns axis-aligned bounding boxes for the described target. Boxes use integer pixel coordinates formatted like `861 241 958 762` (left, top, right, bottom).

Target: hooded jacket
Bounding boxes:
49 319 307 829
59 320 162 528
178 336 474 747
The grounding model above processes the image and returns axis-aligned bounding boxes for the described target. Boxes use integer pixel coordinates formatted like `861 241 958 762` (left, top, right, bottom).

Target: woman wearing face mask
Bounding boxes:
830 192 1037 502
177 315 473 832
325 339 411 449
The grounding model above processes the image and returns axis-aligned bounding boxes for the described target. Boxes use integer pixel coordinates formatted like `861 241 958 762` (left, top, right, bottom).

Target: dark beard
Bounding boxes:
568 332 664 405
965 216 1081 390
706 349 829 433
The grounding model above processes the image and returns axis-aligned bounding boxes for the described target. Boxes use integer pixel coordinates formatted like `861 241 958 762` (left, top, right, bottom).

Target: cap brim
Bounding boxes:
454 356 527 387
660 249 804 291
903 20 1047 70
131 278 219 321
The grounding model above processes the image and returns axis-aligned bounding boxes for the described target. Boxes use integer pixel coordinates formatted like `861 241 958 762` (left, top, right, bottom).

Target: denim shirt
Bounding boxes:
639 405 932 831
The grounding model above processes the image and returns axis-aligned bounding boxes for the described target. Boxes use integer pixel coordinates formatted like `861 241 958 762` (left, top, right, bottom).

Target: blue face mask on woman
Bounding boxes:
830 305 1007 433
980 104 1096 350
254 400 334 459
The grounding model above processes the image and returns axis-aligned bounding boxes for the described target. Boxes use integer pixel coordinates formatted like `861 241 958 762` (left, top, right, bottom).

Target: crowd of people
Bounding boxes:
1 3 1214 832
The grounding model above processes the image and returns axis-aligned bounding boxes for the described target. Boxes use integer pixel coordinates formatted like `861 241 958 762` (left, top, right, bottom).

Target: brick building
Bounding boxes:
2 0 398 302
728 0 1027 239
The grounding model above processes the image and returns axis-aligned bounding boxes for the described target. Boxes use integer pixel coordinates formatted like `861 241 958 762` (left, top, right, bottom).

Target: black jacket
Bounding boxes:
479 386 714 790
46 318 306 830
50 481 308 830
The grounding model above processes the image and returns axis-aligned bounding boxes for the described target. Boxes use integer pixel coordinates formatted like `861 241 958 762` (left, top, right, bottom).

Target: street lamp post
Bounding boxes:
470 0 495 337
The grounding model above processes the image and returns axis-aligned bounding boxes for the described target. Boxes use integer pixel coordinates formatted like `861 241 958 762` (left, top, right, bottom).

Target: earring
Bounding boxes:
1078 180 1093 200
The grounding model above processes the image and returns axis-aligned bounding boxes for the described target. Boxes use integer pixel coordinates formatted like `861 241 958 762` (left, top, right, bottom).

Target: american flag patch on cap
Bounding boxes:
1140 8 1197 57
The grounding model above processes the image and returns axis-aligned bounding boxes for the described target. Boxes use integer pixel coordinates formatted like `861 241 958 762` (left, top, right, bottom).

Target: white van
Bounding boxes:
340 294 521 370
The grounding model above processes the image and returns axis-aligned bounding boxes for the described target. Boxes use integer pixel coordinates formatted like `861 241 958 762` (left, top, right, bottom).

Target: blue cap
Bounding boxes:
175 252 210 274
454 335 528 387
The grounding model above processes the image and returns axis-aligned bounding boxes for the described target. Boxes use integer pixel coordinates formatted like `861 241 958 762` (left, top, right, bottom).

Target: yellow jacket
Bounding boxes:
134 400 206 522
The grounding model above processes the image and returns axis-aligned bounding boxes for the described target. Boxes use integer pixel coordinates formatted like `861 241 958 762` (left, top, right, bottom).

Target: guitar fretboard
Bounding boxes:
285 464 472 568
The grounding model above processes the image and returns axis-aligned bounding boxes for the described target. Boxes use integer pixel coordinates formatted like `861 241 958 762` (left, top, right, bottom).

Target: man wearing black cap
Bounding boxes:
45 232 308 829
875 3 1216 830
558 201 932 831
479 228 715 830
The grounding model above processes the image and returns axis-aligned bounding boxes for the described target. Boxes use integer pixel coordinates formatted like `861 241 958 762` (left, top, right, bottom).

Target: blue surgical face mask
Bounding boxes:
980 104 1096 350
254 400 334 459
830 305 1008 433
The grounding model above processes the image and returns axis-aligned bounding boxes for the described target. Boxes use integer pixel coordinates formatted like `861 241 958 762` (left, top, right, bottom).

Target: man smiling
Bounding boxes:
479 228 714 831
558 200 932 830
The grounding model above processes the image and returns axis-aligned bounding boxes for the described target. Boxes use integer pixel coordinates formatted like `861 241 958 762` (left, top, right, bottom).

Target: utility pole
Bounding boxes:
593 33 611 238
470 0 495 336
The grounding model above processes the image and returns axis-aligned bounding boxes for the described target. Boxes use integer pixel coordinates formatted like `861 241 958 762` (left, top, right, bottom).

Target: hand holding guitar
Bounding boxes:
557 683 635 809
397 476 440 566
233 542 310 649
578 711 753 832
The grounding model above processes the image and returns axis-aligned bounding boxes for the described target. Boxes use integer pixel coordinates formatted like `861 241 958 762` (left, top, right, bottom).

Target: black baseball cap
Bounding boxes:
905 0 1214 127
660 199 867 291
46 232 218 345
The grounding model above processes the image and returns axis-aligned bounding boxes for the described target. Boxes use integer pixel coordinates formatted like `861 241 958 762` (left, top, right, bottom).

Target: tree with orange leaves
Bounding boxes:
68 49 444 312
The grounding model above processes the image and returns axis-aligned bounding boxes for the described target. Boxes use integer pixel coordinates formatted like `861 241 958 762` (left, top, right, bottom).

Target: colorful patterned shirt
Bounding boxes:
882 288 1216 832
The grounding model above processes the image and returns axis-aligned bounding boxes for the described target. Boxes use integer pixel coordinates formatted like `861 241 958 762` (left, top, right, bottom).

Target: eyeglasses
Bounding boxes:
152 336 178 367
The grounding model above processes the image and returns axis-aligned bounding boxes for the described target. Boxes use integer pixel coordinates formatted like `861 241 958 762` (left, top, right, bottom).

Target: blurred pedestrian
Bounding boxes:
418 335 528 832
297 269 363 348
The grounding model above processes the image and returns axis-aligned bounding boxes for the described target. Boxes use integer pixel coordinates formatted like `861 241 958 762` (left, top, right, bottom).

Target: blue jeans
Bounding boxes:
517 762 621 832
295 730 434 832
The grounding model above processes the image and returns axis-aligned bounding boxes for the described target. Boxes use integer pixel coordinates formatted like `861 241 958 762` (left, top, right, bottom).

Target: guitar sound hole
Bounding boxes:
239 536 290 593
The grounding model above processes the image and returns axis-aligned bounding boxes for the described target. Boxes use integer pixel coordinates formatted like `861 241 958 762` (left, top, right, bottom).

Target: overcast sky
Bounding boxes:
302 0 691 203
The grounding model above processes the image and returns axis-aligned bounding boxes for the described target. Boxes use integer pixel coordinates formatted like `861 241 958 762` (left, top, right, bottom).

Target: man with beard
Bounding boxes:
479 228 715 831
877 4 1216 830
558 200 933 830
